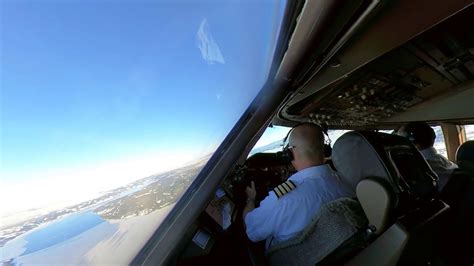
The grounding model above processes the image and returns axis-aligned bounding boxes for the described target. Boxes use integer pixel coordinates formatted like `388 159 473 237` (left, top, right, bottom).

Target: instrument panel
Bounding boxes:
205 152 295 230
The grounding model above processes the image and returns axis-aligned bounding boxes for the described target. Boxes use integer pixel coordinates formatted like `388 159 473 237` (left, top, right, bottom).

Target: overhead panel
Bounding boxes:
282 5 474 127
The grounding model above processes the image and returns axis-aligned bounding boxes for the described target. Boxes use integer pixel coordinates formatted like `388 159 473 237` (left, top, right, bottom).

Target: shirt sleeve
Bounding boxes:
244 192 279 242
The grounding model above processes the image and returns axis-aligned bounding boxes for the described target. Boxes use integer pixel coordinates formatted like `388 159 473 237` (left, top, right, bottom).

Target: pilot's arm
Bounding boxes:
243 183 279 242
242 181 257 219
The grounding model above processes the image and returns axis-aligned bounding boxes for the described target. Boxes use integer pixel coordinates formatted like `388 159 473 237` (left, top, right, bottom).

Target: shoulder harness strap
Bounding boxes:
273 180 297 199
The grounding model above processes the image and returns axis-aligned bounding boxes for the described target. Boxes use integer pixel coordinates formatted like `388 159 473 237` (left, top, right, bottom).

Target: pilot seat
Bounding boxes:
332 131 449 265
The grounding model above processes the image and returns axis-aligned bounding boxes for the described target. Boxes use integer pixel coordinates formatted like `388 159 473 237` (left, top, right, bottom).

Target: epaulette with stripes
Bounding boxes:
273 180 297 199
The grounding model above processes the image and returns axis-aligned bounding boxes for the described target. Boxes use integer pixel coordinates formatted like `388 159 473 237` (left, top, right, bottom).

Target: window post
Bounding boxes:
440 123 465 161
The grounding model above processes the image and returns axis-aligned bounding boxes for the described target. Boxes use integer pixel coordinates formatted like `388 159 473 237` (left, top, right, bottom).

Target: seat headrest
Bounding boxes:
457 140 474 175
332 131 393 194
456 140 474 164
333 131 438 202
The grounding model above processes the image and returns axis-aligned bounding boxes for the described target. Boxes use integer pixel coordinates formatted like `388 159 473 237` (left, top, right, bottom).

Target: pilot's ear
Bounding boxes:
288 146 296 162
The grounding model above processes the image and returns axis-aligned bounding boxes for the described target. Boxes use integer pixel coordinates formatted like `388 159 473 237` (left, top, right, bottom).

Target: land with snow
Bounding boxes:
0 156 207 264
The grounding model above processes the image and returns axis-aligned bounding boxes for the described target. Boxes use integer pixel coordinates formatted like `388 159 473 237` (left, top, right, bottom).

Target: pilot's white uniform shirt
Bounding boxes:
420 147 457 191
245 164 352 249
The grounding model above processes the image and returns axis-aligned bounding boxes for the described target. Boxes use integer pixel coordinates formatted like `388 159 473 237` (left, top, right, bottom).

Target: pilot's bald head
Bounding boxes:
288 124 325 170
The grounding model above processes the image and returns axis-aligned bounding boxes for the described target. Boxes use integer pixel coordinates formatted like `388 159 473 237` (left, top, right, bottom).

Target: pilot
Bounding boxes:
242 123 352 249
397 122 457 191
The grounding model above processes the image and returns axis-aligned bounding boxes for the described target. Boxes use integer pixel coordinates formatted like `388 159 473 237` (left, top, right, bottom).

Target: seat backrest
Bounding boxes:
332 131 393 195
333 131 439 222
332 131 398 234
265 198 368 266
331 131 448 265
440 168 474 264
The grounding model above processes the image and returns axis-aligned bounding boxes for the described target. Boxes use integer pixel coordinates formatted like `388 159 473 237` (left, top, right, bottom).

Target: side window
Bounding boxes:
465 125 474 141
432 126 448 158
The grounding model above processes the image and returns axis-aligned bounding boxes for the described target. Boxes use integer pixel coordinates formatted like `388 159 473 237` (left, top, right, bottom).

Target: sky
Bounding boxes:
0 0 286 216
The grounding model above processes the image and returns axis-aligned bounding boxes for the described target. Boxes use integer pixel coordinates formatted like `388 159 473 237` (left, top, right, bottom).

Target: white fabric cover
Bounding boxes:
356 179 392 233
332 131 391 195
265 198 368 266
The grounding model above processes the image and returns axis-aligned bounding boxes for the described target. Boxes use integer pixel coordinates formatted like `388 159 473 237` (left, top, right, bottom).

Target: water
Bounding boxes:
1 211 106 260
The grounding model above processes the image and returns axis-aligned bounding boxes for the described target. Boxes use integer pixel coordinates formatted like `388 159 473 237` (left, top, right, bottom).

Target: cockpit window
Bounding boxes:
327 130 351 147
0 1 286 264
432 126 448 158
378 129 394 134
465 125 474 141
249 126 291 155
249 128 356 155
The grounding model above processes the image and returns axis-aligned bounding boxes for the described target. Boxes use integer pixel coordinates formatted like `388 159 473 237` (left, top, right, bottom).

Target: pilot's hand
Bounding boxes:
245 181 257 201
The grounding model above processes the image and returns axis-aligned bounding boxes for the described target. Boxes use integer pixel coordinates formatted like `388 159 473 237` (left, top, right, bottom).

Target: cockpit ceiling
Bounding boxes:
282 5 474 128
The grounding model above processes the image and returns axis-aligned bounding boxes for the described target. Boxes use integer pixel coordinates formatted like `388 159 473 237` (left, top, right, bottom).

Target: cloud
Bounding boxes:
197 18 225 64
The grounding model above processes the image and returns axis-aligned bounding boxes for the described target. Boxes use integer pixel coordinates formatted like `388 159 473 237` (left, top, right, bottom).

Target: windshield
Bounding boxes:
0 1 286 264
249 126 291 155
